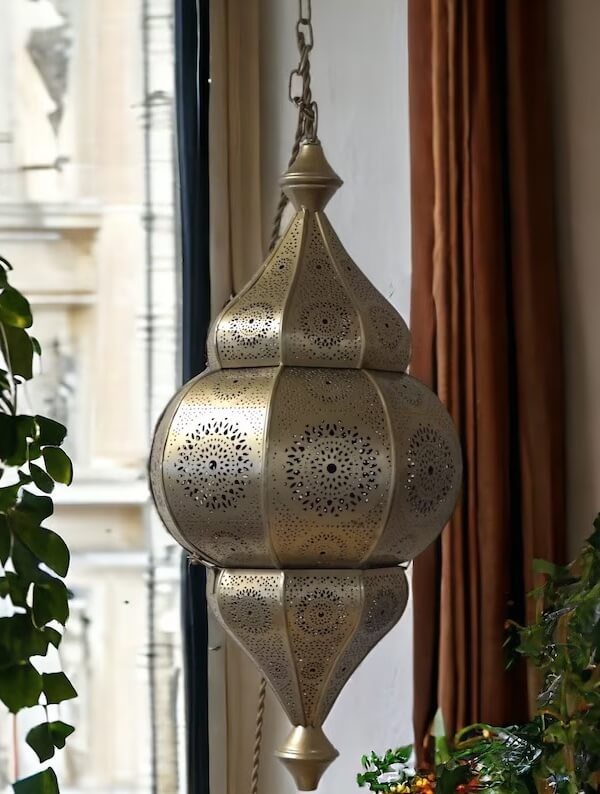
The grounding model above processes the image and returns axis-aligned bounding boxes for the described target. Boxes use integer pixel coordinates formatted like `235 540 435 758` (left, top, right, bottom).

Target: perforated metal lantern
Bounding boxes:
150 141 462 790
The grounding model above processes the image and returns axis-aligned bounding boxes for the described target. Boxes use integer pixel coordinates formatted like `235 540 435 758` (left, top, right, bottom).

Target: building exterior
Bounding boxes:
0 1 181 791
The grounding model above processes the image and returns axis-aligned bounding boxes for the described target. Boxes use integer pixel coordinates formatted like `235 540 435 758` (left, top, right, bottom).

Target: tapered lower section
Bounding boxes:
276 726 339 791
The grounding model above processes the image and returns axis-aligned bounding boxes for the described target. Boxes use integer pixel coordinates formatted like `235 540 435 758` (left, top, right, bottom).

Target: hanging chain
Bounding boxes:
268 0 319 253
288 0 318 142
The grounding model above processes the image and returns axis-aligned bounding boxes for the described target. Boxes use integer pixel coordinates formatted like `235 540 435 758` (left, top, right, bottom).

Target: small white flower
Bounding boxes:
377 772 401 784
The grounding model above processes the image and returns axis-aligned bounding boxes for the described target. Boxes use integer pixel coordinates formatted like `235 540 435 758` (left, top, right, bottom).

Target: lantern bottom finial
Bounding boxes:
276 726 339 791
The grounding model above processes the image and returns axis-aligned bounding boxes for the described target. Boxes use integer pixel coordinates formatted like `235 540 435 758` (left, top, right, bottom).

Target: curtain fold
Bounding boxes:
409 0 566 761
209 0 263 316
207 4 265 794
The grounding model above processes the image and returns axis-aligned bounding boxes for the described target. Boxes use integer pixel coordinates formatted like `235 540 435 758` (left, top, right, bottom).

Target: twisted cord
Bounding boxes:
268 114 304 253
250 676 267 794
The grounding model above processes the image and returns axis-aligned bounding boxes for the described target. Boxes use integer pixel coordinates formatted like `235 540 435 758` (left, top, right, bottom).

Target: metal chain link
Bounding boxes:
268 0 319 253
288 0 318 142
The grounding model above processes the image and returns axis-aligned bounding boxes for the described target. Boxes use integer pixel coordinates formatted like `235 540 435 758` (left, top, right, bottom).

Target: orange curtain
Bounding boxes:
408 0 566 761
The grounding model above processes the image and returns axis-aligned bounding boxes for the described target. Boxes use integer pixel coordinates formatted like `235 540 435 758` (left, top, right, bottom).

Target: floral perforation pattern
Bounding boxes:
160 368 277 566
316 568 408 723
284 422 381 515
212 570 303 724
214 214 303 366
267 367 392 566
318 213 411 372
367 372 462 564
285 573 360 723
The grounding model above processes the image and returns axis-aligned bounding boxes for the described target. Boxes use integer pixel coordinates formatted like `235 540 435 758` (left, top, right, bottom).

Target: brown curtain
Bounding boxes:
408 0 566 761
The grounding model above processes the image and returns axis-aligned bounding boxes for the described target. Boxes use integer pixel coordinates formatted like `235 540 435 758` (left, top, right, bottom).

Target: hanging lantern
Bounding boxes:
150 4 462 790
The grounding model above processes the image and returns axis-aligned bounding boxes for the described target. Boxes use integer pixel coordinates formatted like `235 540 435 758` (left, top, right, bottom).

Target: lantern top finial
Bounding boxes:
280 140 343 211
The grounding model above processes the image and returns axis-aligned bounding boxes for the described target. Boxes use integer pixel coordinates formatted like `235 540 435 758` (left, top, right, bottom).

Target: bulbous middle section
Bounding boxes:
149 365 461 569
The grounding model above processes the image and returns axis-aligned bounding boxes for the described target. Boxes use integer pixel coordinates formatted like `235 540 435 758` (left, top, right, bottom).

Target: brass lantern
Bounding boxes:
150 140 462 789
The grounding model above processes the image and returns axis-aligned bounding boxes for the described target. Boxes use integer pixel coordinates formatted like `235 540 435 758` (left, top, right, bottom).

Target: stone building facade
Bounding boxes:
0 1 181 792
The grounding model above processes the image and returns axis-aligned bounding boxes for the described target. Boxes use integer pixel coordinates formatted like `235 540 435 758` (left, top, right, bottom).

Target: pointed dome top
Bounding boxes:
207 142 411 372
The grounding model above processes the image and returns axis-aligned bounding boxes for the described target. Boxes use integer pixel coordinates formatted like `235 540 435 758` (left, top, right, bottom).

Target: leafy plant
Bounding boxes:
0 256 76 794
357 517 600 794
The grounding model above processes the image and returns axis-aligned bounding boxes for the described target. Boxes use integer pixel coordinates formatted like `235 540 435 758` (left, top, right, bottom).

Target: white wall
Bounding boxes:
549 0 600 557
258 2 413 792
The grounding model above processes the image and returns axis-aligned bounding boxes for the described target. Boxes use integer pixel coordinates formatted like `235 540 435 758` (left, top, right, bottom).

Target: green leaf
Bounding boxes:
533 559 569 579
35 416 67 447
0 662 43 712
0 286 33 328
26 723 55 762
11 537 42 584
48 720 74 748
20 489 54 520
0 414 18 462
0 614 51 665
29 463 55 494
1 416 36 467
6 570 30 606
391 744 412 763
588 516 600 550
0 515 10 564
2 326 34 380
28 441 41 461
0 268 7 289
437 765 471 794
43 626 62 648
31 337 42 356
17 525 69 577
13 768 59 794
432 707 451 764
42 447 73 485
0 472 32 512
33 579 69 626
42 671 77 705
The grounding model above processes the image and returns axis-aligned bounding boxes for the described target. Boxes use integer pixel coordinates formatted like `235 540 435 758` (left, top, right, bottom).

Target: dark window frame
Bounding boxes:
175 1 211 793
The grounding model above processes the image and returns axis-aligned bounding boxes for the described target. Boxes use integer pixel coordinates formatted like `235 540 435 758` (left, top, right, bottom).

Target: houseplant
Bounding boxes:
357 517 600 794
0 256 76 793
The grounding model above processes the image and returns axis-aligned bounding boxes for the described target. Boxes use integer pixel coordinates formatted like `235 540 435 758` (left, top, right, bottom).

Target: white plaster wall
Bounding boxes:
258 2 414 792
549 1 600 557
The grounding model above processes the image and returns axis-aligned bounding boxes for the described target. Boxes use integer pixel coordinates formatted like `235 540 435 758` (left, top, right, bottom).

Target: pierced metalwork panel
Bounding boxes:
207 208 412 373
317 213 411 372
149 371 209 556
282 213 362 367
369 372 463 563
209 567 407 730
159 368 278 567
284 572 360 724
208 569 304 725
316 567 408 723
267 367 392 566
211 214 304 368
